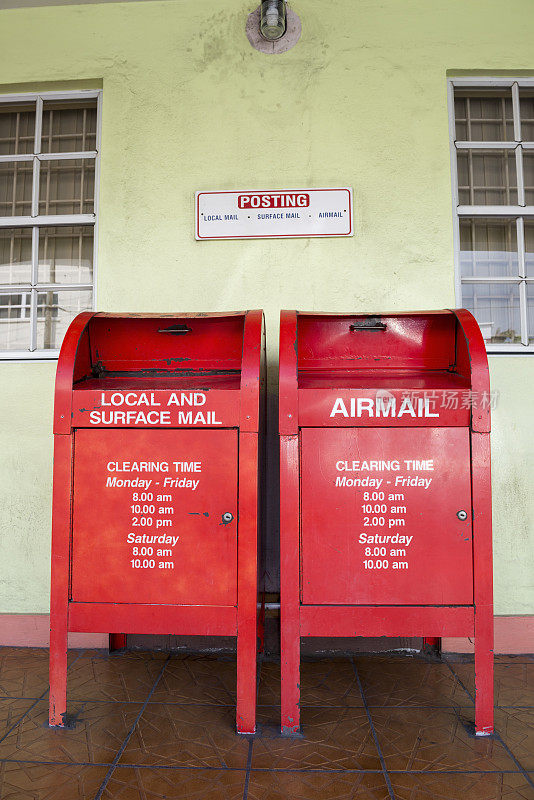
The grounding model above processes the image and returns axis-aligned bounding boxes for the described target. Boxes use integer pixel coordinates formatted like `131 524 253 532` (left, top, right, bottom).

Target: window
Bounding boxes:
0 91 100 358
449 79 534 351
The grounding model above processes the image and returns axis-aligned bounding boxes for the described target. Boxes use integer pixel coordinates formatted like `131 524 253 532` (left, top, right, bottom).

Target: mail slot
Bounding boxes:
279 309 493 735
49 311 265 734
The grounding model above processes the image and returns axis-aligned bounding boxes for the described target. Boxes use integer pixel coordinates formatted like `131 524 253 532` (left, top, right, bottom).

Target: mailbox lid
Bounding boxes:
300 427 473 605
71 428 238 606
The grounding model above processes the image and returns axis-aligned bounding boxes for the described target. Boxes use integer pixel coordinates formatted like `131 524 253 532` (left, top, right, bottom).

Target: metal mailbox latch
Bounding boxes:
457 510 468 521
222 512 234 524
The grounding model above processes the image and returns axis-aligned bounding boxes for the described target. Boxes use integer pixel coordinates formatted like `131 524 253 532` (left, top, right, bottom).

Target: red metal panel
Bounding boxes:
69 603 237 635
240 310 264 433
298 388 470 427
297 313 457 372
88 313 245 373
71 428 238 606
71 389 239 428
301 427 473 606
299 605 474 638
279 311 298 435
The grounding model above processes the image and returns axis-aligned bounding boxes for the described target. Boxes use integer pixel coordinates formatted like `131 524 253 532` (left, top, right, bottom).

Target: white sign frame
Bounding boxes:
195 188 353 240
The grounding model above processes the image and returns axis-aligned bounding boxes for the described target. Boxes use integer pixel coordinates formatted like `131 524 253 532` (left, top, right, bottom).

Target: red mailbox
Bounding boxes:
279 309 494 735
49 310 265 734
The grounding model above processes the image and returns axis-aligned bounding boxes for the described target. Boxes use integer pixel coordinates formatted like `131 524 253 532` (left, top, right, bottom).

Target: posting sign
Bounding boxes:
196 188 353 240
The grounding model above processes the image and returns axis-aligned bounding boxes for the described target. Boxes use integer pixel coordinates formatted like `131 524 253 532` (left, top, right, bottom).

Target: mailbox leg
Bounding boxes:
49 615 68 727
474 603 494 735
49 435 72 728
236 433 258 735
472 432 494 735
280 435 301 735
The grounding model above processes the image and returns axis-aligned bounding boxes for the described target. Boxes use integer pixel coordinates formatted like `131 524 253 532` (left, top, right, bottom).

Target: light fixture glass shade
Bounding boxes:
260 0 286 40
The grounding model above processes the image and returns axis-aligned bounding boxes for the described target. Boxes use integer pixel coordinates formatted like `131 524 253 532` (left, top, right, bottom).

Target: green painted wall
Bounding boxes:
0 0 532 615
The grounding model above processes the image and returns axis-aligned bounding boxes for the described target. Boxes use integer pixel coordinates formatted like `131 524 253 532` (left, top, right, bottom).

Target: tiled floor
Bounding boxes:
0 649 532 799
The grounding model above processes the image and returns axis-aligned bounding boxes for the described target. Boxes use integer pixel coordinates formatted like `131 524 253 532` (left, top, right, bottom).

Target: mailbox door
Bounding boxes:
300 427 473 605
71 428 238 605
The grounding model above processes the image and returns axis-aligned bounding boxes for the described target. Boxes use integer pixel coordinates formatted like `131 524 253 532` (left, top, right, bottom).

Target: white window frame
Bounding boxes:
448 77 534 353
0 89 101 360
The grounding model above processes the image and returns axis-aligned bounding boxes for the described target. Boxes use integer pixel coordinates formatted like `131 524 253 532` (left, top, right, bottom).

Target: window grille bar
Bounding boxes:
31 226 38 287
29 287 37 352
37 151 97 161
457 205 534 216
519 279 529 345
0 154 34 163
517 217 526 279
448 80 462 306
516 149 526 208
0 284 93 293
455 141 518 149
34 97 42 154
31 158 39 218
512 82 522 142
0 214 95 228
461 276 523 284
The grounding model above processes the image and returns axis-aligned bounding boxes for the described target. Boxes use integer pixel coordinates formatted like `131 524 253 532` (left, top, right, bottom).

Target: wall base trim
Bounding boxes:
0 614 108 648
442 615 534 654
0 613 532 654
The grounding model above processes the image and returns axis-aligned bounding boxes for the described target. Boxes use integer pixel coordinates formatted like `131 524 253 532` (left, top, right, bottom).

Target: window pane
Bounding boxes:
38 159 94 215
0 292 30 350
0 103 35 155
522 152 534 205
519 90 534 141
38 226 93 284
0 228 32 284
457 150 517 205
459 219 518 277
462 282 521 344
523 221 534 277
41 100 97 154
455 91 514 141
0 161 33 216
36 288 92 349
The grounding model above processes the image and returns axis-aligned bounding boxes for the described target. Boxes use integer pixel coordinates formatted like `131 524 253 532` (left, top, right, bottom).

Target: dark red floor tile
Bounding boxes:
247 769 391 799
0 700 139 764
101 766 245 799
0 761 108 799
251 706 382 771
118 703 250 769
371 707 519 772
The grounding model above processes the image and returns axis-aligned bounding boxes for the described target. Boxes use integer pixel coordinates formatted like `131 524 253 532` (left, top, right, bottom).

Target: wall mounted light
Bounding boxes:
246 3 300 55
260 0 286 40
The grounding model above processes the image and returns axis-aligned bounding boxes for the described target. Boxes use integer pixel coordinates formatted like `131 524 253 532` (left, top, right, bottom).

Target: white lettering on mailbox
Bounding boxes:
330 396 439 419
87 391 222 426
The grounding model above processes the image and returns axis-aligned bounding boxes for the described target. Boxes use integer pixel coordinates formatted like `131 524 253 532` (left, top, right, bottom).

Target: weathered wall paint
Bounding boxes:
0 0 532 614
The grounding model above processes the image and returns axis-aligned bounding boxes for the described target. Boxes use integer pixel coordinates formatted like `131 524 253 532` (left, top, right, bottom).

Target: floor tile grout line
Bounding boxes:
0 648 87 746
351 657 397 800
242 740 253 800
443 658 476 703
0 757 526 774
92 654 171 800
446 661 534 790
242 658 263 800
493 732 534 790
